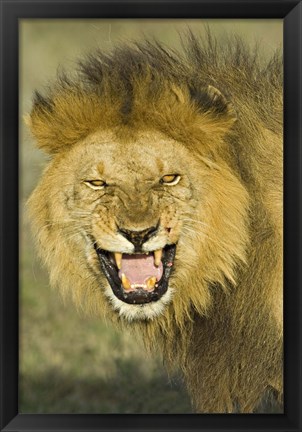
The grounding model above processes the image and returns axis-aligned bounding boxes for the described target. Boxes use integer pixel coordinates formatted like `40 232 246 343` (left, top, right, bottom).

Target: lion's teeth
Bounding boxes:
121 273 131 291
154 249 163 267
146 276 157 290
114 252 122 269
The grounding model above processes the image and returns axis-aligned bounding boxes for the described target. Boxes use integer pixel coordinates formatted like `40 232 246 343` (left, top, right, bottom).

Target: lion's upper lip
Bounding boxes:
95 244 176 305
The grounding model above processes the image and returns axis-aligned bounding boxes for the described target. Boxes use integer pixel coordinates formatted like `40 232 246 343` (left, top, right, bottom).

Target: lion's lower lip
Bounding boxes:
96 244 176 304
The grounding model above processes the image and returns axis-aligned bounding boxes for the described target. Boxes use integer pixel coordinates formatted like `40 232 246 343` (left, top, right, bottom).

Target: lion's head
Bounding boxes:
27 37 250 325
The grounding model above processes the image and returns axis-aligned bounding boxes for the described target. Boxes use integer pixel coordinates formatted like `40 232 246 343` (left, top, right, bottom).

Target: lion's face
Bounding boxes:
29 127 249 322
55 130 203 319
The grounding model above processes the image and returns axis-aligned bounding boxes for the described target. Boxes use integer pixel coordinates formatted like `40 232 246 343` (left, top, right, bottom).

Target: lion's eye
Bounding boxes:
160 174 181 186
83 180 107 190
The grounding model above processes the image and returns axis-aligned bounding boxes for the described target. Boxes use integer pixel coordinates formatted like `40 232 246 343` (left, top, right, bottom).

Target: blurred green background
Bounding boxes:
19 19 282 414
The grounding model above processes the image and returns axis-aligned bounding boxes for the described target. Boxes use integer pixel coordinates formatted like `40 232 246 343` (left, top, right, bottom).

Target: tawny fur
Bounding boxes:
27 32 283 413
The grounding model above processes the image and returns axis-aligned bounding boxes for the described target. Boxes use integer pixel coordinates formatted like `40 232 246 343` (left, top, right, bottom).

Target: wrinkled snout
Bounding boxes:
117 223 159 252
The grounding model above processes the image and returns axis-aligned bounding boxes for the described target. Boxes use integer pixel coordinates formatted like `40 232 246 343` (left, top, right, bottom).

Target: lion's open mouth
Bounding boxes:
96 244 176 305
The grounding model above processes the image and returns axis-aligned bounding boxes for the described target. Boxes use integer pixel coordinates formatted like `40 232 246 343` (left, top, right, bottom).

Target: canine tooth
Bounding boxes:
146 276 157 290
114 252 122 269
154 249 163 267
121 273 131 291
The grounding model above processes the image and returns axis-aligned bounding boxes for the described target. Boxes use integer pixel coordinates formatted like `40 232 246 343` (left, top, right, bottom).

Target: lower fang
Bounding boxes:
121 273 131 291
146 276 157 290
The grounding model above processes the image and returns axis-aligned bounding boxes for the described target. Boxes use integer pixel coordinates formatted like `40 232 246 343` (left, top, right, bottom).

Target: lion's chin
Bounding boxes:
96 244 177 306
104 284 175 321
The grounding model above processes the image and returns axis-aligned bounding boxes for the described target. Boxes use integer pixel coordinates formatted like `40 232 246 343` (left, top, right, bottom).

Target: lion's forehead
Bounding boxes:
70 133 191 181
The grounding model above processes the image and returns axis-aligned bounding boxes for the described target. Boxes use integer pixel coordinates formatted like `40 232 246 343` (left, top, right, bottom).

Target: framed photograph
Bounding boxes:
1 1 301 431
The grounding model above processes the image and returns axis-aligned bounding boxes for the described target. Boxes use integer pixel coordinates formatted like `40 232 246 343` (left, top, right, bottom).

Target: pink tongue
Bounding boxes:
118 254 163 285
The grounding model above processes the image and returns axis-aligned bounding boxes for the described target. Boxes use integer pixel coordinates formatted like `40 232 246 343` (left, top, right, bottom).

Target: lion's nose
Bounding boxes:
118 224 158 251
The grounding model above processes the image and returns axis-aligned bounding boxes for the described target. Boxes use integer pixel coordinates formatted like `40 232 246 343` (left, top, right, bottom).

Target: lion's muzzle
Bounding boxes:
117 224 159 252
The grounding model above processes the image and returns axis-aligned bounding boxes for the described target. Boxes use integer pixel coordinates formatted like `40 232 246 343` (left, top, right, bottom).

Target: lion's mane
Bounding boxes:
28 32 283 413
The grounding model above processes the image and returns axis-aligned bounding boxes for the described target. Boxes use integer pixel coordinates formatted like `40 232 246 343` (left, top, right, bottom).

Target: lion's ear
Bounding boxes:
171 84 236 137
189 84 236 132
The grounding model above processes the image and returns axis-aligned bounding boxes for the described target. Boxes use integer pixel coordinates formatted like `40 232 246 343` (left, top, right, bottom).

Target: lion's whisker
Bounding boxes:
182 218 209 227
182 225 232 250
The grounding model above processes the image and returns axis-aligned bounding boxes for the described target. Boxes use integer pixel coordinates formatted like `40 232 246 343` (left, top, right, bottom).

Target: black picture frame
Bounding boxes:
0 1 301 431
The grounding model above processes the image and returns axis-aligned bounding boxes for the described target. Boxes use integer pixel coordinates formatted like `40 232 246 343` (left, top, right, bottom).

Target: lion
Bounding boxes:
27 32 283 413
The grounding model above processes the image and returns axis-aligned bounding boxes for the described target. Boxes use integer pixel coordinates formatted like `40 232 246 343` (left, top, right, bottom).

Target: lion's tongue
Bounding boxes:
118 254 163 285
